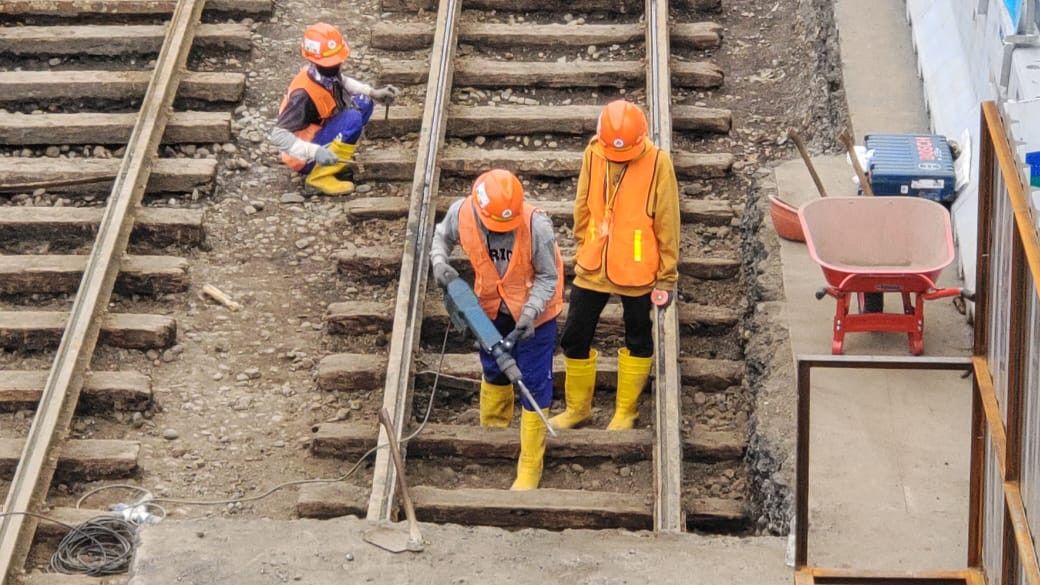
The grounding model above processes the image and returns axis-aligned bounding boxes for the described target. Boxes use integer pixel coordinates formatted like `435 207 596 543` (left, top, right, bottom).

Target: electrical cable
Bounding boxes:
77 323 454 510
0 511 136 576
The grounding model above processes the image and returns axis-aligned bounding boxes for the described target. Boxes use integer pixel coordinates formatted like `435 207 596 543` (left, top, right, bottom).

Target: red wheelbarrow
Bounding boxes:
799 197 969 355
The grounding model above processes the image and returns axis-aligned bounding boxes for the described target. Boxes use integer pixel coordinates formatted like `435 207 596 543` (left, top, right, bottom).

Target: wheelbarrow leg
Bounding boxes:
832 292 849 355
908 292 925 355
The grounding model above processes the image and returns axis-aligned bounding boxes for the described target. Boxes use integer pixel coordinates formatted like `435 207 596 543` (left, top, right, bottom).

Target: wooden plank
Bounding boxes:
317 353 388 391
0 254 189 295
312 422 744 462
379 0 721 12
647 0 684 534
326 300 738 339
365 104 731 138
334 245 737 282
320 351 742 393
0 111 232 145
0 71 244 103
0 507 108 542
23 572 117 585
380 59 722 89
355 148 733 181
0 158 216 194
422 353 742 392
0 439 138 480
0 370 152 412
295 483 370 519
341 195 734 226
0 23 251 56
371 21 721 51
304 482 743 531
0 207 205 248
0 0 204 578
410 486 652 530
0 0 271 15
0 311 177 350
366 0 462 524
683 496 747 531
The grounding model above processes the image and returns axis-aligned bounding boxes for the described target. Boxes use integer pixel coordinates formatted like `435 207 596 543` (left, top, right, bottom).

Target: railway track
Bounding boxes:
0 0 267 580
298 0 750 532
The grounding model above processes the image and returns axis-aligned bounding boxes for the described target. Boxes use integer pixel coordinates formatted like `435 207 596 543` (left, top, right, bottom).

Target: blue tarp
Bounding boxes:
1006 0 1022 27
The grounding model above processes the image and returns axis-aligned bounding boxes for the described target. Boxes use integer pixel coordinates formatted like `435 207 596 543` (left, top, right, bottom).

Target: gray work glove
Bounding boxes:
314 145 340 166
512 307 538 341
370 85 401 106
432 261 459 288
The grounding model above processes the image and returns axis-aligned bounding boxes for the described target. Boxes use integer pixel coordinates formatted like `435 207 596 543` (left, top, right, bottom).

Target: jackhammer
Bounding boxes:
439 276 558 437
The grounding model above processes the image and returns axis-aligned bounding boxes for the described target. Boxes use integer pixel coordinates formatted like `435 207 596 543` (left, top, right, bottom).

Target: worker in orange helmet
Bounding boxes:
431 169 564 490
551 100 680 431
268 22 400 196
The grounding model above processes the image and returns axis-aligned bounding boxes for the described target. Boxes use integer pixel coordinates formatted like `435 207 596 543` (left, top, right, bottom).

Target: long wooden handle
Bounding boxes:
838 128 875 197
379 408 422 544
787 130 828 198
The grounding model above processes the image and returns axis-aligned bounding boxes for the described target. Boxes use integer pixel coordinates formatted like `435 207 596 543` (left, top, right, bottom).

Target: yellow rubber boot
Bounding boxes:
548 350 598 429
607 348 653 430
479 381 514 428
304 139 356 196
510 409 547 491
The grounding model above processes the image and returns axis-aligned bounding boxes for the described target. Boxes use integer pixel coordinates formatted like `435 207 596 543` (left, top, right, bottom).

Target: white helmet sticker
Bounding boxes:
327 39 337 49
303 38 321 55
613 138 625 149
500 208 513 219
475 182 490 207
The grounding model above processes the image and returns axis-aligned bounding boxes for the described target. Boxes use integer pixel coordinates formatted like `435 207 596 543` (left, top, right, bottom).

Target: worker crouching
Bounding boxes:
551 100 680 431
268 22 400 196
431 169 564 490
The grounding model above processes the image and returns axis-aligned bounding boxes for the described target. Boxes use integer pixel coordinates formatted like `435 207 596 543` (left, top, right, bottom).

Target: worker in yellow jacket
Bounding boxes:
550 100 680 431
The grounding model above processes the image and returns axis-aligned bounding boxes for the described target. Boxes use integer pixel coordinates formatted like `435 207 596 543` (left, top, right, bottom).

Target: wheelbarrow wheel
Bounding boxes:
859 292 884 314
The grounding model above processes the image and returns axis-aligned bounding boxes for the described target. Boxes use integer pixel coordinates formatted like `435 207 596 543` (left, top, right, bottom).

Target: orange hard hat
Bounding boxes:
301 22 349 67
596 100 648 162
471 169 524 232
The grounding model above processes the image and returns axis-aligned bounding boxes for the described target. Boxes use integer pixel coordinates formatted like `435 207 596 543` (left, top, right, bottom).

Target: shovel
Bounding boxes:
787 129 829 199
838 128 875 197
363 409 425 553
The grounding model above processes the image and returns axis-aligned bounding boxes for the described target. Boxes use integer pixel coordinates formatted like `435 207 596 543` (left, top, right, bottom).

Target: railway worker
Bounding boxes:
550 99 680 431
268 22 400 196
430 169 564 491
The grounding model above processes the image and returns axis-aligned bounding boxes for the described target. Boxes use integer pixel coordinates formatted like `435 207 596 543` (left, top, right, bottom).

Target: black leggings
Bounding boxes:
560 285 654 359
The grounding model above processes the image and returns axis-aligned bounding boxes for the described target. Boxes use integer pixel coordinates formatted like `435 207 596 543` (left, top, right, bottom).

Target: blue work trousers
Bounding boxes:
478 312 557 412
299 95 374 174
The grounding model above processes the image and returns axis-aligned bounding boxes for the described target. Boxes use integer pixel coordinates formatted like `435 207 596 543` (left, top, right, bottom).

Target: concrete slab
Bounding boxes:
774 154 973 571
128 516 789 585
834 0 930 138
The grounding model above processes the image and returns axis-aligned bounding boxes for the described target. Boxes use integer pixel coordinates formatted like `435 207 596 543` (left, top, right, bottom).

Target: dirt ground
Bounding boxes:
0 0 848 550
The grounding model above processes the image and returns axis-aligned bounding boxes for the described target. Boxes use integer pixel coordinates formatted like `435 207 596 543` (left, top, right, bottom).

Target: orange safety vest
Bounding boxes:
576 146 662 288
457 197 564 326
278 67 339 171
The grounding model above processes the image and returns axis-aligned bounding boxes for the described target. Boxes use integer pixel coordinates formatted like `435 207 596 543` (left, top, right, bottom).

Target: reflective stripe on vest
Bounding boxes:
457 197 564 325
575 146 661 288
278 67 339 171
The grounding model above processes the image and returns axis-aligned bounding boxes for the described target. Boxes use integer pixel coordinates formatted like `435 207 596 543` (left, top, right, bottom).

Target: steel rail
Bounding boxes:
366 0 462 522
0 0 204 579
645 0 684 532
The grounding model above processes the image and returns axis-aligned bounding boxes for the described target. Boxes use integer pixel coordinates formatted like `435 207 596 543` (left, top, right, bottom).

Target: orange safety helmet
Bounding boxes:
301 22 349 67
596 100 648 162
471 169 524 232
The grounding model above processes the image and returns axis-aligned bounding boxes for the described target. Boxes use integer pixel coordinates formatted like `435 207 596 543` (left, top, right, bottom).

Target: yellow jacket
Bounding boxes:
573 138 680 297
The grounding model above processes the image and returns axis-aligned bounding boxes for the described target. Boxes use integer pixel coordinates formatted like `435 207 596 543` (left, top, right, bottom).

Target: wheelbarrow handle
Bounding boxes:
922 287 964 301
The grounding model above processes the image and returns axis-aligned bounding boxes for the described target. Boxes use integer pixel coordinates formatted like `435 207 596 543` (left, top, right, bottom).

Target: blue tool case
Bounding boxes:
865 134 957 203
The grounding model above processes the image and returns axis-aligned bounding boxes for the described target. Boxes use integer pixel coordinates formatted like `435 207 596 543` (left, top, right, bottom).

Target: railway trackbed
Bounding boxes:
297 0 750 534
